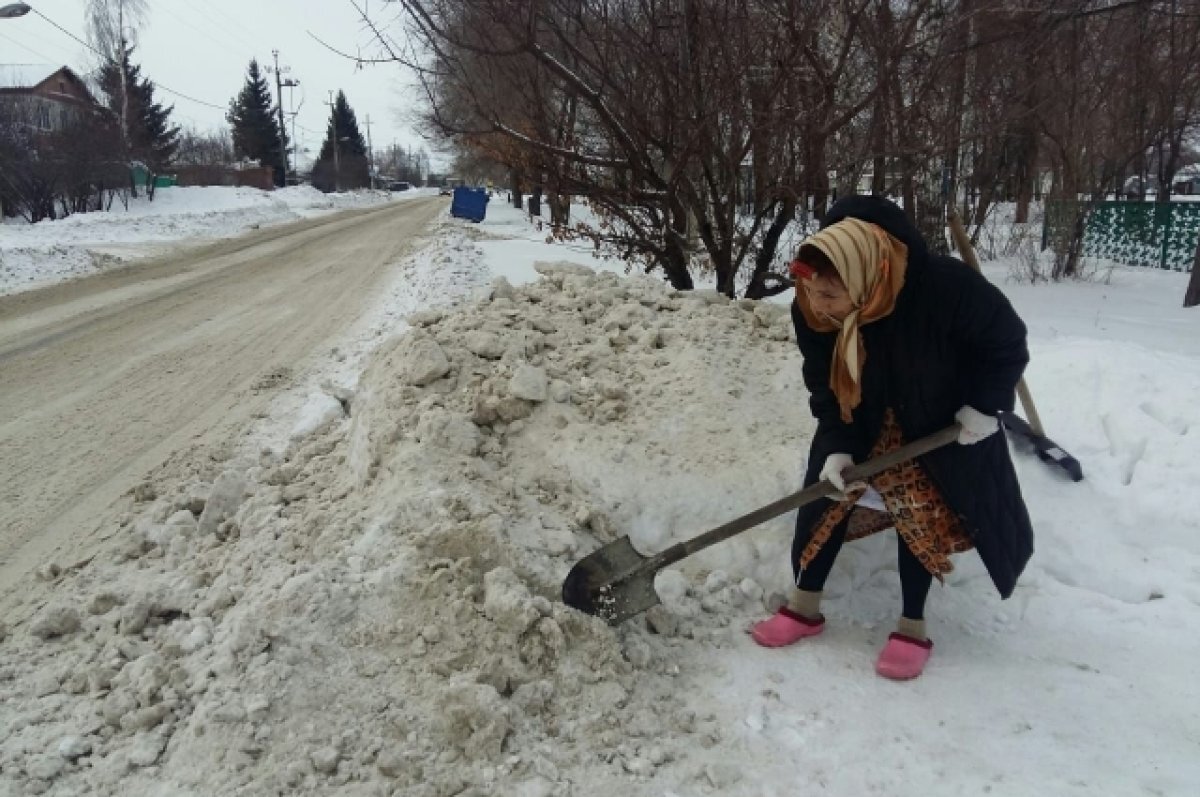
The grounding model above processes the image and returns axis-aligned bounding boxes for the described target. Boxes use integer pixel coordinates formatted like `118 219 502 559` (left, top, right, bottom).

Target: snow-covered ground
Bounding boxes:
0 185 427 296
1 198 1198 796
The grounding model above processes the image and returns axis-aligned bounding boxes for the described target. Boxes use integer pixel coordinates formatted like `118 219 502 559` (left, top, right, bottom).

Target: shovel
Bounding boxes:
947 209 1084 482
562 425 961 625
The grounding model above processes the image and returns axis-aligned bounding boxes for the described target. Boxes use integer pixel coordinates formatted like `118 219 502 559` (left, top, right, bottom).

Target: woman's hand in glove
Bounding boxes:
820 452 855 499
955 405 1000 445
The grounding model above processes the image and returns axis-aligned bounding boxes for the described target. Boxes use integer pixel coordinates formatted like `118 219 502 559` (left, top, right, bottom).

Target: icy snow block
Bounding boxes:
534 261 595 279
398 334 452 386
509 364 549 403
198 470 247 536
416 410 481 456
465 330 505 360
30 606 81 640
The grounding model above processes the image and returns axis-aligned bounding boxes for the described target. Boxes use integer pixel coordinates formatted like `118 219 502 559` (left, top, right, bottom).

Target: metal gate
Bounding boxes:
1043 201 1200 271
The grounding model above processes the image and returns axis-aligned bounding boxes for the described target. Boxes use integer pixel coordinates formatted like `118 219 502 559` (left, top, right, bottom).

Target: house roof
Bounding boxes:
0 64 59 90
0 64 99 106
1177 163 1200 180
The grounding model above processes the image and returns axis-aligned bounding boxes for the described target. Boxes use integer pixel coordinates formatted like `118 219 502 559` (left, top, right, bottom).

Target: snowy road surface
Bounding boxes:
0 197 443 614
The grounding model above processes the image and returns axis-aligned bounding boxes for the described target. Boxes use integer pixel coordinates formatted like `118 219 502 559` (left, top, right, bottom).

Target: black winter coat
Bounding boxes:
791 196 1034 598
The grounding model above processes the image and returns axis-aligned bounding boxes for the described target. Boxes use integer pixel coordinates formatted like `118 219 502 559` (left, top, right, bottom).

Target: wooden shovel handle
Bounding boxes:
648 425 962 571
946 209 1045 437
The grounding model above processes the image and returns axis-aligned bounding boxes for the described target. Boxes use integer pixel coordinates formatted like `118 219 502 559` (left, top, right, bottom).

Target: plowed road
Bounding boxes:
0 197 442 607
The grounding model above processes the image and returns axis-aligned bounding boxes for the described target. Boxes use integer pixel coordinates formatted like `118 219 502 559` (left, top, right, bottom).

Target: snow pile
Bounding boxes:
2 200 1198 796
0 186 415 296
245 215 497 453
0 262 810 796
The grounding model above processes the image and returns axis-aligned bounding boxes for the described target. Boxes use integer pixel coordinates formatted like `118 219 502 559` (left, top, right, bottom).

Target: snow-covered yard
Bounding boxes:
1 198 1197 796
0 185 424 296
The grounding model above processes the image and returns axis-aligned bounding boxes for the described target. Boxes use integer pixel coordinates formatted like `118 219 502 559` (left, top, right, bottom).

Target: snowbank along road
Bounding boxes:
0 197 443 616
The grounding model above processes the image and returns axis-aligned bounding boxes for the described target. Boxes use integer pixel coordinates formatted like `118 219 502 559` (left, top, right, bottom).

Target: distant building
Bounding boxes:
0 64 103 132
1172 165 1200 196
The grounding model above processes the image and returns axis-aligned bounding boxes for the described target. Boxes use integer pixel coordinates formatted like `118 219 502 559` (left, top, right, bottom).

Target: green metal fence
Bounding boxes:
1043 201 1200 272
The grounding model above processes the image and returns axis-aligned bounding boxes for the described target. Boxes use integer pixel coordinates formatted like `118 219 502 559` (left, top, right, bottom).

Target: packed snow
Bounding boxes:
0 199 1197 796
0 185 424 296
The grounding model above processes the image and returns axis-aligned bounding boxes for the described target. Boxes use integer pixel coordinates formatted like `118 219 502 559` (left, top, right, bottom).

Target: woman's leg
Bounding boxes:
796 515 849 592
876 533 937 679
897 533 933 638
785 514 850 619
751 513 851 646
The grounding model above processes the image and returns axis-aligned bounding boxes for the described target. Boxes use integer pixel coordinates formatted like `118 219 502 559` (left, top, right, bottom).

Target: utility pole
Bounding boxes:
326 90 341 192
286 81 300 178
268 50 298 183
365 114 375 188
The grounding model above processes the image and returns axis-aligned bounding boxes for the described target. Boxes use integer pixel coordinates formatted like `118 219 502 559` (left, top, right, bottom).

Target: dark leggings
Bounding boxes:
796 517 933 620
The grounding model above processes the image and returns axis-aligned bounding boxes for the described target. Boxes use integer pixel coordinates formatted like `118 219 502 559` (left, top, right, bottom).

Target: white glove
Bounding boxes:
820 453 854 492
956 405 999 445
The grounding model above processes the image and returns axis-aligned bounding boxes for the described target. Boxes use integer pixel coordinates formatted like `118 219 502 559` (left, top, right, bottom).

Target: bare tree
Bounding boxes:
351 0 1200 288
0 101 126 222
86 0 150 150
1148 1 1200 201
1185 238 1200 307
1031 2 1167 277
373 0 901 294
173 126 235 167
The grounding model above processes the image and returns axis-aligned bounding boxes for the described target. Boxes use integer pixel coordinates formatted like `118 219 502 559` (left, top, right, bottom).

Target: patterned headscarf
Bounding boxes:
794 218 909 423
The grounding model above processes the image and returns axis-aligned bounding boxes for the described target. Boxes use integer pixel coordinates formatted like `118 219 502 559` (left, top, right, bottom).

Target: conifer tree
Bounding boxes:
86 0 148 150
98 42 180 170
227 59 288 186
312 91 369 192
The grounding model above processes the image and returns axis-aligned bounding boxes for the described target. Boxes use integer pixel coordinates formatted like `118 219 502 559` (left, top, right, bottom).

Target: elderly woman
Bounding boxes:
751 196 1034 680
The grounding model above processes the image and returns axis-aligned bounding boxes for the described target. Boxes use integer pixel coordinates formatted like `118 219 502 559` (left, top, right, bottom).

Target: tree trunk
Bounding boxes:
808 137 830 219
744 198 798 299
1052 201 1087 280
510 169 522 209
870 95 887 194
901 172 916 227
1013 68 1039 223
1185 241 1200 308
657 200 695 290
1014 159 1033 223
548 194 570 226
943 0 972 213
661 239 695 291
915 171 949 256
972 185 995 239
1156 135 1182 203
715 250 736 298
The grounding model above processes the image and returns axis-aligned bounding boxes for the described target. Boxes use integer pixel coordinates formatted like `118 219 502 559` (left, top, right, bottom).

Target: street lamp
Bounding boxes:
0 3 31 19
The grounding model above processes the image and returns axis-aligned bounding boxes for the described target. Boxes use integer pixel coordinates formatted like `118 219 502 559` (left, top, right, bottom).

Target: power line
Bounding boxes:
192 6 265 56
156 0 265 59
154 3 249 62
26 5 228 112
0 29 57 62
4 20 80 63
25 6 97 56
156 85 226 112
159 2 267 64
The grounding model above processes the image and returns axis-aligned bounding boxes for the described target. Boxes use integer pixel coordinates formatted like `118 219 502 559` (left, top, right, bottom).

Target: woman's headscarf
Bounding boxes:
794 218 909 423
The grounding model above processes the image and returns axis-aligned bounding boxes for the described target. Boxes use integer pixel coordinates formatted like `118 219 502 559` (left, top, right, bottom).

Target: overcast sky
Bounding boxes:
0 0 436 162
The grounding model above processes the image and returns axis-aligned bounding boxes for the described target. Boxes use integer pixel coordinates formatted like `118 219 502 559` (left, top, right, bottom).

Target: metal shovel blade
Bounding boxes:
562 425 962 626
561 536 661 624
999 411 1084 482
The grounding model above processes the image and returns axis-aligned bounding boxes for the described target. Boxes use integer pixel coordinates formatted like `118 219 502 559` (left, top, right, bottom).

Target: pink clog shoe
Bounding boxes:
750 607 825 648
875 632 934 680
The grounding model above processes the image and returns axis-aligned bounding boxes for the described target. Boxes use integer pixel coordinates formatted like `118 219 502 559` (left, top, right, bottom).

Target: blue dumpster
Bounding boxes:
450 186 489 223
